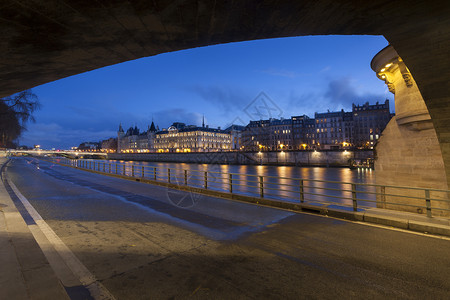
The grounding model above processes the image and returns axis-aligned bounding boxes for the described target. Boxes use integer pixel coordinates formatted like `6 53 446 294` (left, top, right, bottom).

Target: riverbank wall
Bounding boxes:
107 150 373 167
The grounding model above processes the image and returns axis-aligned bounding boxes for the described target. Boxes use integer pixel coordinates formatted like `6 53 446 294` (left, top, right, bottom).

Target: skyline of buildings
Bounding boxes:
93 99 393 153
242 100 391 151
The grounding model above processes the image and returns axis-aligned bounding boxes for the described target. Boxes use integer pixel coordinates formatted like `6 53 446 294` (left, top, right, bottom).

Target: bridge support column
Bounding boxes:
372 46 449 216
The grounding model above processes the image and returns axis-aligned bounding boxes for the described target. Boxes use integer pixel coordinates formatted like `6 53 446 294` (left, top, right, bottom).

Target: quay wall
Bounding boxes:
107 150 373 167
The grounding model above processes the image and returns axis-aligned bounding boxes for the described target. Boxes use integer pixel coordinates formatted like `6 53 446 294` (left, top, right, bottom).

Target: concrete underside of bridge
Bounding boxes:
1 1 449 186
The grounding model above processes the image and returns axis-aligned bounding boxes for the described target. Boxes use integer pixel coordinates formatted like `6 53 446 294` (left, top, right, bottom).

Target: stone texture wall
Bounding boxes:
108 150 373 167
375 117 449 216
373 46 449 216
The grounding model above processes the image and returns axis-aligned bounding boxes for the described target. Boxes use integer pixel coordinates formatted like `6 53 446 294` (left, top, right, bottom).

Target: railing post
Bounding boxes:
142 166 145 178
168 168 171 183
131 165 134 177
103 163 105 172
184 170 188 185
123 164 125 176
381 186 386 209
300 179 304 203
115 164 118 174
229 173 233 193
204 171 208 189
259 176 264 198
425 189 432 217
154 167 157 180
351 183 357 211
90 161 92 169
109 163 111 173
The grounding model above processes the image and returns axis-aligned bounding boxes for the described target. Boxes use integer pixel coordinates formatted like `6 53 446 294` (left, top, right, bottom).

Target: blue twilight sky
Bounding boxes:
20 35 392 149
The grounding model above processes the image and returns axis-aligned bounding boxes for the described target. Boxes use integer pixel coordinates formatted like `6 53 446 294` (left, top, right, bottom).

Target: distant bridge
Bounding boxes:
7 150 107 159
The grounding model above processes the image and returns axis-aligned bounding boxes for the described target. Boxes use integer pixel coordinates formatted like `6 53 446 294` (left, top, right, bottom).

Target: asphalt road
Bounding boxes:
6 157 450 299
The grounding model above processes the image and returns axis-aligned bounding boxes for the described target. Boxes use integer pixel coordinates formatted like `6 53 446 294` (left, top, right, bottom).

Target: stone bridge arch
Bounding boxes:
1 1 449 186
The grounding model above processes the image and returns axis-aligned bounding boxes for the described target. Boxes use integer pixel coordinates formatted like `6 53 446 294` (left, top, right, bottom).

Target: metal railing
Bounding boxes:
54 158 450 218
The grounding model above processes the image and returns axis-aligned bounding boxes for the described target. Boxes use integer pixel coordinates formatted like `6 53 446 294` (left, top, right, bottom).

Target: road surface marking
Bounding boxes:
6 172 116 300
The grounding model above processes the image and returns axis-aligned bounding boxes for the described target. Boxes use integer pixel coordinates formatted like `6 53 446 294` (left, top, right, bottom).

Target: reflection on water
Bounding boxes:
78 159 376 208
111 160 373 182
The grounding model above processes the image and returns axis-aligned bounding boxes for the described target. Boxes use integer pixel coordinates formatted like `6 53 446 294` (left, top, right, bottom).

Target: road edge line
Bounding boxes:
6 170 116 300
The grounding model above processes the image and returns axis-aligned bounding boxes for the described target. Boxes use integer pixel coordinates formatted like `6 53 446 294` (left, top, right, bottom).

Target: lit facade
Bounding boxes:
154 124 231 152
242 118 293 151
352 100 392 148
292 115 313 150
224 125 245 150
118 122 232 153
314 110 351 149
242 100 392 151
116 101 392 153
100 137 117 152
117 122 157 153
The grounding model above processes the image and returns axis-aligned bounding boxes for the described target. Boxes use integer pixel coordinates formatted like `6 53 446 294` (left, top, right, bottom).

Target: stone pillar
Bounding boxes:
371 45 449 216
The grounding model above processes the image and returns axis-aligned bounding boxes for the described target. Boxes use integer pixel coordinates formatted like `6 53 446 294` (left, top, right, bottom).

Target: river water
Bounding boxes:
77 159 376 208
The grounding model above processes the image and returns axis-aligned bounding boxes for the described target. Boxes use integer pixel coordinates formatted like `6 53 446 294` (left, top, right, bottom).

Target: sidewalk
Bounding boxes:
0 157 70 300
324 203 450 237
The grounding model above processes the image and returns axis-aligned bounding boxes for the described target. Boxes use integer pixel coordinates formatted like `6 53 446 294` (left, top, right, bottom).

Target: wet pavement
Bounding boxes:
5 157 450 299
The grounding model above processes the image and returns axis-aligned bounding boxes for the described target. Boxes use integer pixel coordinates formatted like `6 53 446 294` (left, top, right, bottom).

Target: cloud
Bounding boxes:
22 102 203 149
319 66 331 73
185 85 252 112
287 91 332 116
287 77 392 116
324 77 388 107
20 122 116 149
152 108 202 129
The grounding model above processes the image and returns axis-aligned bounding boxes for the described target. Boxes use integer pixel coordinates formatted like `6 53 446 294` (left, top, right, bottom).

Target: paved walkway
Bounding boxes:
0 157 70 299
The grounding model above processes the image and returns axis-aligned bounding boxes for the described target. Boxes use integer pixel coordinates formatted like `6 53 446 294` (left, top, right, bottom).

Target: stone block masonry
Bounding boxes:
107 150 373 167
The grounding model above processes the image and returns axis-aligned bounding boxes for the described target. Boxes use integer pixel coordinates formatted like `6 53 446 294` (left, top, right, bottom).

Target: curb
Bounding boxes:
363 213 409 229
408 220 450 236
0 159 71 300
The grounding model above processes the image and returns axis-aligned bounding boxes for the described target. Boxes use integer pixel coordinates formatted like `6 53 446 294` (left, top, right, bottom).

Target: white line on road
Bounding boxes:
6 171 116 300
